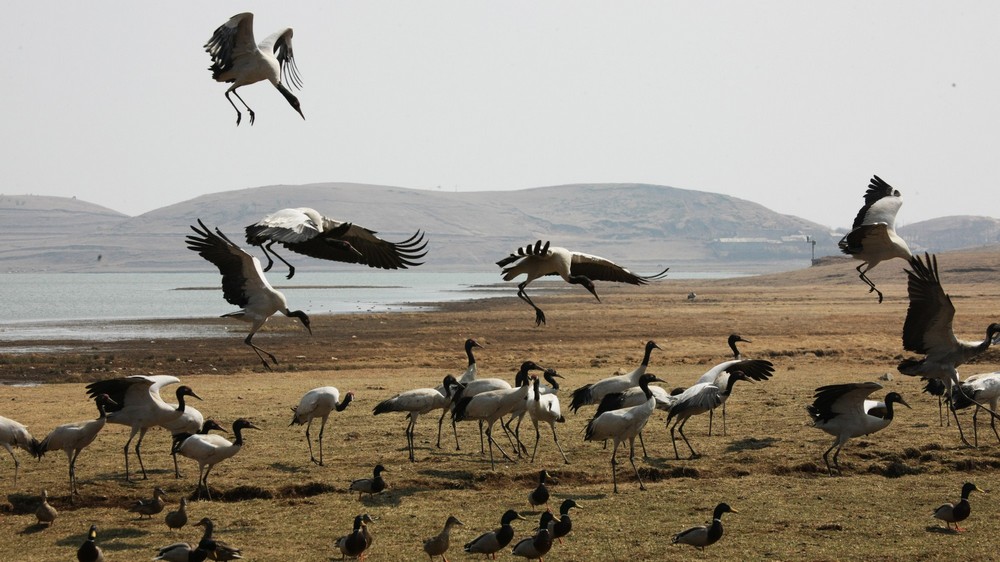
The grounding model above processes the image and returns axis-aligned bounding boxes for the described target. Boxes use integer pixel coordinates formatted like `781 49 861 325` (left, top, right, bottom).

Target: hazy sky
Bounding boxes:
3 2 998 228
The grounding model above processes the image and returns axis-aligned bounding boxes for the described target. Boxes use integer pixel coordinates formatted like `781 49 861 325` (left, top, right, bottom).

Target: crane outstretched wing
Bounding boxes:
901 253 957 355
186 219 270 308
260 28 302 90
569 253 668 285
285 225 427 270
205 12 256 79
807 382 881 423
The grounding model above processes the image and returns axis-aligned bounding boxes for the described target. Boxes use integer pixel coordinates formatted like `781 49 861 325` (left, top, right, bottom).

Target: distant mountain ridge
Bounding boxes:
0 183 996 273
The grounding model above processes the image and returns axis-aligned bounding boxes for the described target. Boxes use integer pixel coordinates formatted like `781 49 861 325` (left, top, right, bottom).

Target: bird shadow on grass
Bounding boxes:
54 526 150 550
270 461 308 474
925 525 960 534
725 437 779 453
19 523 50 535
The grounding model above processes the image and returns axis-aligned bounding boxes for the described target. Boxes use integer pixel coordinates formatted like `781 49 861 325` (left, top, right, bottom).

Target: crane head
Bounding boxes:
290 310 312 334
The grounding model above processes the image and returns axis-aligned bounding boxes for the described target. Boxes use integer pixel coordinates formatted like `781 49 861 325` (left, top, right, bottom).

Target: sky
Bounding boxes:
2 2 999 229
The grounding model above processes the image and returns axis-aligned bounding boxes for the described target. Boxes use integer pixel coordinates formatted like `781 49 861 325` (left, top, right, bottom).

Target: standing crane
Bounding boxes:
527 376 570 464
496 241 668 326
692 341 775 436
34 394 118 496
570 340 661 413
290 387 354 466
806 382 910 475
584 374 664 493
452 376 535 470
897 253 1000 446
176 418 261 500
373 375 463 462
186 219 312 370
85 375 201 482
204 12 304 125
666 372 754 460
838 175 912 303
436 339 484 450
951 372 1000 447
0 415 39 485
245 207 428 279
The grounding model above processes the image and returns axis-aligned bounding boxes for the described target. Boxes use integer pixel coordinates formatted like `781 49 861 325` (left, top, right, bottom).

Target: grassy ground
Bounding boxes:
1 251 999 560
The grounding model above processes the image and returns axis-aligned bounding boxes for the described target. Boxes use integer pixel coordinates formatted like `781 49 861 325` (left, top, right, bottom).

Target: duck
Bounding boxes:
464 509 527 559
349 464 387 500
165 497 189 531
35 489 58 526
336 514 375 560
933 482 987 532
423 515 463 561
511 511 554 560
672 503 738 550
551 499 582 544
528 470 552 509
197 517 243 560
129 487 167 520
77 524 104 562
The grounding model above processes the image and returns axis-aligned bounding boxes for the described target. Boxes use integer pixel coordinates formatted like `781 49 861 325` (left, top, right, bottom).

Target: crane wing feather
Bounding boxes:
261 28 302 90
808 382 881 422
204 13 256 78
569 253 668 285
187 220 270 308
283 225 427 269
901 253 957 354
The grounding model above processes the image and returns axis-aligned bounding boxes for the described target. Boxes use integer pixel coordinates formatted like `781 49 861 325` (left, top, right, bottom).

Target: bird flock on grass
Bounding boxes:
0 8 996 559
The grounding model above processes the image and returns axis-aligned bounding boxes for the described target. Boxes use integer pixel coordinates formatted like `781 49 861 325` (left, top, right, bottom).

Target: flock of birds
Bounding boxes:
0 6 998 558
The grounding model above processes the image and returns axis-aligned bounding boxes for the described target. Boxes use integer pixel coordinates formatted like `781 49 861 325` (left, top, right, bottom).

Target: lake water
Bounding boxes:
0 270 742 343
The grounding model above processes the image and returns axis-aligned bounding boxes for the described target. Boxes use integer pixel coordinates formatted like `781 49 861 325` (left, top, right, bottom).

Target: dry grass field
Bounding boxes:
1 250 999 561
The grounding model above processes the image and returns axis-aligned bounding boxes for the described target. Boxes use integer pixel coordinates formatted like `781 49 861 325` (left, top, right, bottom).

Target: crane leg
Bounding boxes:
973 409 980 448
638 431 648 458
517 283 546 326
317 417 327 466
245 334 278 370
123 427 140 482
406 417 416 462
628 437 645 491
4 445 18 485
610 440 620 494
949 380 975 447
172 448 182 479
305 419 316 464
69 449 81 497
225 88 256 126
822 441 838 475
262 241 296 279
203 465 215 500
669 420 681 460
134 428 149 480
435 408 446 449
551 422 570 464
479 420 486 454
531 422 541 463
856 264 883 304
991 407 1000 444
831 442 845 474
722 402 728 436
678 418 698 459
708 408 713 436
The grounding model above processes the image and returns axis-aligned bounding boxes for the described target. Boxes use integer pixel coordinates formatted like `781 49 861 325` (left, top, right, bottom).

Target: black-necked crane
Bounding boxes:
570 340 661 413
672 503 738 550
245 207 428 279
666 371 756 460
77 524 104 562
436 339 484 450
932 482 986 532
186 219 312 370
838 175 912 303
584 373 664 493
464 509 527 559
0 414 39 485
806 382 910 475
349 464 387 500
593 376 675 458
161 404 204 479
85 375 201 482
449 362 543 456
176 418 261 500
423 515 463 562
170 420 227 480
692 341 775 436
34 394 117 496
290 386 354 466
897 252 1000 446
507 366 563 455
951 372 1000 447
204 12 304 126
923 376 949 427
452 376 536 470
527 377 569 464
373 375 463 462
496 241 668 326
